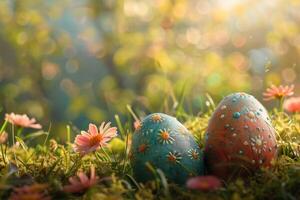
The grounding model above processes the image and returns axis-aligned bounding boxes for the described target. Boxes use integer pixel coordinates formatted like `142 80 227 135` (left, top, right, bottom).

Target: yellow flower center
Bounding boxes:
89 134 103 146
160 131 170 140
275 93 284 98
167 154 177 162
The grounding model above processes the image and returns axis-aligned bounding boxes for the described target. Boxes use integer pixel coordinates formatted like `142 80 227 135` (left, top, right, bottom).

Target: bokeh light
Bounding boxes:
0 0 299 137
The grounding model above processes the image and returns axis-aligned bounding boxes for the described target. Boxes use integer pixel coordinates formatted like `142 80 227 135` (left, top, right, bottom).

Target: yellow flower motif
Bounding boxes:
250 135 267 154
157 129 175 144
151 114 163 123
167 151 182 163
188 149 199 160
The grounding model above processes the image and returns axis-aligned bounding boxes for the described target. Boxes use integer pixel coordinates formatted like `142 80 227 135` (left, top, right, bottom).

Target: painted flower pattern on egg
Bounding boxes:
130 113 204 184
204 93 277 180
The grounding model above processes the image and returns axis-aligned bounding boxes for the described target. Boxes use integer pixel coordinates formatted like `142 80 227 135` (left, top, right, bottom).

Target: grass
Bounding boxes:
0 107 300 199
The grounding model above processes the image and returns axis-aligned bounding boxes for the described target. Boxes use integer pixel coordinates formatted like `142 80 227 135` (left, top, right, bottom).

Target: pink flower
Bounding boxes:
263 84 294 101
0 131 8 144
63 165 99 193
283 97 300 113
74 122 117 155
5 113 42 129
9 184 51 200
186 176 222 191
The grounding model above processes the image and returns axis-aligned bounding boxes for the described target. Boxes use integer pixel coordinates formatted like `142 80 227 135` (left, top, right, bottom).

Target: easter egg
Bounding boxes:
204 92 277 180
130 113 204 184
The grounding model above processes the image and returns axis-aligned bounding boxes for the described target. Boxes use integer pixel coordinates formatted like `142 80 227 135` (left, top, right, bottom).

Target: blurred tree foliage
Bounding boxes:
0 0 300 137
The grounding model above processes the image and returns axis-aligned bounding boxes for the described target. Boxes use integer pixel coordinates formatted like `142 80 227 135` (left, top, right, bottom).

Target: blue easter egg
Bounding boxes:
130 113 204 184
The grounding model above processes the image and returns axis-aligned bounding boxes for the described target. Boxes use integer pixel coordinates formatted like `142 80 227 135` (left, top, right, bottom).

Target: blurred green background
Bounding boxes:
0 0 299 137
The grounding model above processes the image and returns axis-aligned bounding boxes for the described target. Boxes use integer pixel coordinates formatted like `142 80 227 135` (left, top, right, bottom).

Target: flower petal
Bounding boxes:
89 123 98 135
78 171 89 184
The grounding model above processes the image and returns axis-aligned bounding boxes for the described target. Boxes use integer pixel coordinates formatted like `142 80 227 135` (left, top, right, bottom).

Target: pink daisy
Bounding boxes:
186 176 222 191
263 84 294 101
283 97 300 113
9 184 51 200
74 122 117 155
63 165 99 193
5 113 42 129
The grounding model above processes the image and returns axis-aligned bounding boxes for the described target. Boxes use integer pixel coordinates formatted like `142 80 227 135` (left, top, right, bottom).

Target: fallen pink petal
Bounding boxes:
186 176 222 191
9 184 51 200
63 165 99 193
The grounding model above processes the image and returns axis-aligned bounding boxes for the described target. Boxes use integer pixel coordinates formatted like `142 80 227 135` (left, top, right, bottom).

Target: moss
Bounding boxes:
0 111 300 199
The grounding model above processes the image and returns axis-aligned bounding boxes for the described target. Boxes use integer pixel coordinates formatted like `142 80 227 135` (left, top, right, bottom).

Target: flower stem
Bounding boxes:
101 148 112 162
16 127 23 137
0 144 6 165
0 120 8 165
126 104 139 121
66 125 71 149
122 133 129 174
12 125 18 168
279 97 284 112
0 120 8 134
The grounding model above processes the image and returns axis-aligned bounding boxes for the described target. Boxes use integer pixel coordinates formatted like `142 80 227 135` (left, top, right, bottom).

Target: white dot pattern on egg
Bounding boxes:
204 92 277 179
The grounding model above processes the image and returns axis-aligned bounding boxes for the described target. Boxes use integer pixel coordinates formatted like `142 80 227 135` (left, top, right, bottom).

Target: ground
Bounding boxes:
1 109 300 200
